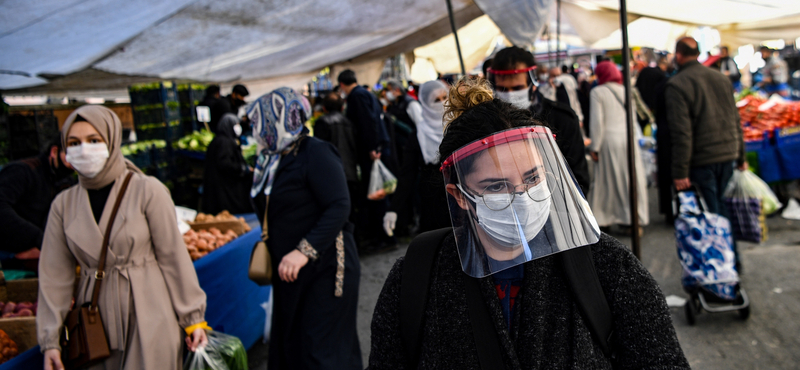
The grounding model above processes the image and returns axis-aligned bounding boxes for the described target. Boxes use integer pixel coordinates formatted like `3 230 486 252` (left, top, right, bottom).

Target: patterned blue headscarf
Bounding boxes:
247 87 311 197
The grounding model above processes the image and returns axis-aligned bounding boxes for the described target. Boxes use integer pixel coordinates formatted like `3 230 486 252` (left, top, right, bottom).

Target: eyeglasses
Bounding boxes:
458 172 552 211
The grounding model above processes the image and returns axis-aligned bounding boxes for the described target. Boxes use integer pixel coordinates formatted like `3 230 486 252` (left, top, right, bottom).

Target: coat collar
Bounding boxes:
64 171 130 263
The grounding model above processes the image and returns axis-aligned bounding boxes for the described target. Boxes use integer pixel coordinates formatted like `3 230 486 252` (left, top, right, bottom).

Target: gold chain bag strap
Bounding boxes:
248 199 272 286
61 172 133 369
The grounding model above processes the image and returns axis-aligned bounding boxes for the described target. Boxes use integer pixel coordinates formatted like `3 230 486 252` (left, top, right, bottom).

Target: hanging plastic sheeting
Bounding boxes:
473 0 555 47
0 0 198 90
413 15 501 75
94 0 478 85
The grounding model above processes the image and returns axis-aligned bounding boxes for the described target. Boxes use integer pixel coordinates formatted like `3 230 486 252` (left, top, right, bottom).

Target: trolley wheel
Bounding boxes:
685 299 696 326
735 294 750 320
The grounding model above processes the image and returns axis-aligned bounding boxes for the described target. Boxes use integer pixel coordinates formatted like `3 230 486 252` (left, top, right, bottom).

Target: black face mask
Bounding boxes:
232 98 246 109
51 154 75 180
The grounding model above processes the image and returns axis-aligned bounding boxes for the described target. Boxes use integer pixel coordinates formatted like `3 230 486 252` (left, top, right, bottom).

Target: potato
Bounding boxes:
196 239 208 251
2 303 15 315
190 252 202 260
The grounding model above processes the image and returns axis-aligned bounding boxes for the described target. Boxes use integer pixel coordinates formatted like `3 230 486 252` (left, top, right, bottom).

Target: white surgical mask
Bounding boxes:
495 89 531 110
233 124 242 136
385 91 396 102
65 143 109 179
460 181 551 247
379 98 389 107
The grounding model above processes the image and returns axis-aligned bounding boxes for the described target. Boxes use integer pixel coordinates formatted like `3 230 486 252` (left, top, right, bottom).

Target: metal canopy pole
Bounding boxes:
619 0 641 259
445 0 467 76
556 0 561 67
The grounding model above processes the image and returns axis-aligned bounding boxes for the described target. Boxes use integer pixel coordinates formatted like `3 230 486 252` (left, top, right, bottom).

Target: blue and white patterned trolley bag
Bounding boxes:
675 191 739 300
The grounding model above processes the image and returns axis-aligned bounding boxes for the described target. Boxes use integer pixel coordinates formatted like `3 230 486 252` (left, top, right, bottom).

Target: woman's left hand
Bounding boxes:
186 327 208 352
279 250 309 283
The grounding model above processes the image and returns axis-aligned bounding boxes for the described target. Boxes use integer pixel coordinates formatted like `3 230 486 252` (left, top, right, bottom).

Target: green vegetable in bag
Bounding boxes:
183 331 247 370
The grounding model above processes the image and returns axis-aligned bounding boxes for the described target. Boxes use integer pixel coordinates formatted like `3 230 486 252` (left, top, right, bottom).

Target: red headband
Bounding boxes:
487 65 537 75
440 126 552 172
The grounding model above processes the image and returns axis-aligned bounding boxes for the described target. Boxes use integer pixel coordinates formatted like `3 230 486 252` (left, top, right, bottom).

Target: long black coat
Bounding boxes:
530 95 591 195
202 117 253 214
388 135 450 234
368 233 689 369
253 137 362 370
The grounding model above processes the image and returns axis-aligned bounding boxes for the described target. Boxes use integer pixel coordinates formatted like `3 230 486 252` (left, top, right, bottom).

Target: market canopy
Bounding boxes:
0 0 505 95
2 0 797 96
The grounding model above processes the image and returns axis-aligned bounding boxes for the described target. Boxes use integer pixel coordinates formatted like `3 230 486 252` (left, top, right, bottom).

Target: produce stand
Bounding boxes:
740 96 800 183
0 220 270 370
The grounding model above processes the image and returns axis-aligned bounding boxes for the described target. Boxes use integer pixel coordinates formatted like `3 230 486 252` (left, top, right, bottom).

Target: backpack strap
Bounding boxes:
559 246 615 357
400 227 453 369
462 271 507 370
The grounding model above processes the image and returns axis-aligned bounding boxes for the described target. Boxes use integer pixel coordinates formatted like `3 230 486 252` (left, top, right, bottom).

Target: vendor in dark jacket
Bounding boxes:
368 78 689 370
202 113 253 214
0 137 75 258
489 47 590 195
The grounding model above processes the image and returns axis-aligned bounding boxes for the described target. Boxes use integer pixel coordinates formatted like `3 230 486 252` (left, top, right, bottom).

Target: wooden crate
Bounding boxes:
0 274 38 353
188 220 248 236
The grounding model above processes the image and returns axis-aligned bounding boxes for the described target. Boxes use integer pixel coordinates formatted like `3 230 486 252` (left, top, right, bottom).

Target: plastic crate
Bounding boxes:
129 82 182 143
775 126 800 147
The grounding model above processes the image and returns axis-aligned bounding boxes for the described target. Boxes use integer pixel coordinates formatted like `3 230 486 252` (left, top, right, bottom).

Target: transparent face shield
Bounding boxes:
441 127 600 278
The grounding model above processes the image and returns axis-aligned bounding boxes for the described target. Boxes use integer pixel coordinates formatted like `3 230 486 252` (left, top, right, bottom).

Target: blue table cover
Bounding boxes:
751 141 800 183
0 226 270 370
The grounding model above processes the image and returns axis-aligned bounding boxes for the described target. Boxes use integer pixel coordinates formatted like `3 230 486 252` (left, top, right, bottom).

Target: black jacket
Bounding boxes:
202 116 253 214
0 154 74 252
665 61 744 179
635 67 667 113
368 233 689 369
315 111 359 183
388 135 450 233
345 86 385 164
530 94 591 195
387 94 417 130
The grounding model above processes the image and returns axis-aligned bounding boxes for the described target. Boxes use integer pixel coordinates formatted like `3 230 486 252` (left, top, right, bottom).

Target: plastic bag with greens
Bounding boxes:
183 331 248 370
724 169 782 215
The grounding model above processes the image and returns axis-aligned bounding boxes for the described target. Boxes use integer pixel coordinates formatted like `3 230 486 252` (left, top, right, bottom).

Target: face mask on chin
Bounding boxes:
65 143 109 179
495 88 531 110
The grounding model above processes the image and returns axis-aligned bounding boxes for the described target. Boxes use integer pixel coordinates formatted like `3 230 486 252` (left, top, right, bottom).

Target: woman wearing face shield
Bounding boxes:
202 113 253 215
383 80 453 237
367 78 689 369
37 106 209 370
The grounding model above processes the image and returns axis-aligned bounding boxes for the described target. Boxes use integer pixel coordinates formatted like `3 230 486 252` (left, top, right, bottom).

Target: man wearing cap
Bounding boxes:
490 47 590 194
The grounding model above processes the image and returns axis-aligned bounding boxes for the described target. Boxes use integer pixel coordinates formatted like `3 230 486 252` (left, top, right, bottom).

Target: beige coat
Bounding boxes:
37 170 206 369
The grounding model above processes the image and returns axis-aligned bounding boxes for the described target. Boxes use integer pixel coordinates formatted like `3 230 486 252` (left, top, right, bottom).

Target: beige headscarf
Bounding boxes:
62 105 143 190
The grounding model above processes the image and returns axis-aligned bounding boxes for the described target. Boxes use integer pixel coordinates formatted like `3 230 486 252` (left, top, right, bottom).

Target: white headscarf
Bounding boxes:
416 80 449 164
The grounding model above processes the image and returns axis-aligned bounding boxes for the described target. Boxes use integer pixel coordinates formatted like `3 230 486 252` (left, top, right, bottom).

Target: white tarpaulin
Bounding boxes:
414 15 501 75
1 0 481 93
473 0 554 47
0 0 196 90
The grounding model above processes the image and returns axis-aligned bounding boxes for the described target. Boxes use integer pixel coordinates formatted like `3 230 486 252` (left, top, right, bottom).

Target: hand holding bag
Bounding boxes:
249 204 272 286
61 172 133 369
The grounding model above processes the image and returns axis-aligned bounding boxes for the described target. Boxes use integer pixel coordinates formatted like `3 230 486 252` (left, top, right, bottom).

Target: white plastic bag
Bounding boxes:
367 159 397 200
724 170 783 215
183 331 248 370
261 289 273 343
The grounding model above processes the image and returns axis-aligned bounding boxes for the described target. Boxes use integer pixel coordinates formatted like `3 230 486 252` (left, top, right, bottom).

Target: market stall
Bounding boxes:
739 95 800 183
0 214 270 370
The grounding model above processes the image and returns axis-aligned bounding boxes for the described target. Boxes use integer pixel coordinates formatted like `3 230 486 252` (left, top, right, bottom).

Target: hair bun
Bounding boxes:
444 77 493 127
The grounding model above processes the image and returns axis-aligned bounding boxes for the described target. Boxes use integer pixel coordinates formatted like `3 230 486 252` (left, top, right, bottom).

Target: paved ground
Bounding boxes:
250 187 800 369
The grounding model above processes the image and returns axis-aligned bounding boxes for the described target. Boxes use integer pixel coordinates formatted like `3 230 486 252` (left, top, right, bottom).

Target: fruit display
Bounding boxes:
0 301 36 318
173 129 214 152
0 329 19 364
183 210 252 261
183 228 239 261
739 97 800 143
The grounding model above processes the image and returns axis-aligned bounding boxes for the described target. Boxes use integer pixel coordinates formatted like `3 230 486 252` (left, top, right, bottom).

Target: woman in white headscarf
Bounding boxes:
248 87 362 370
37 105 208 370
383 80 452 236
